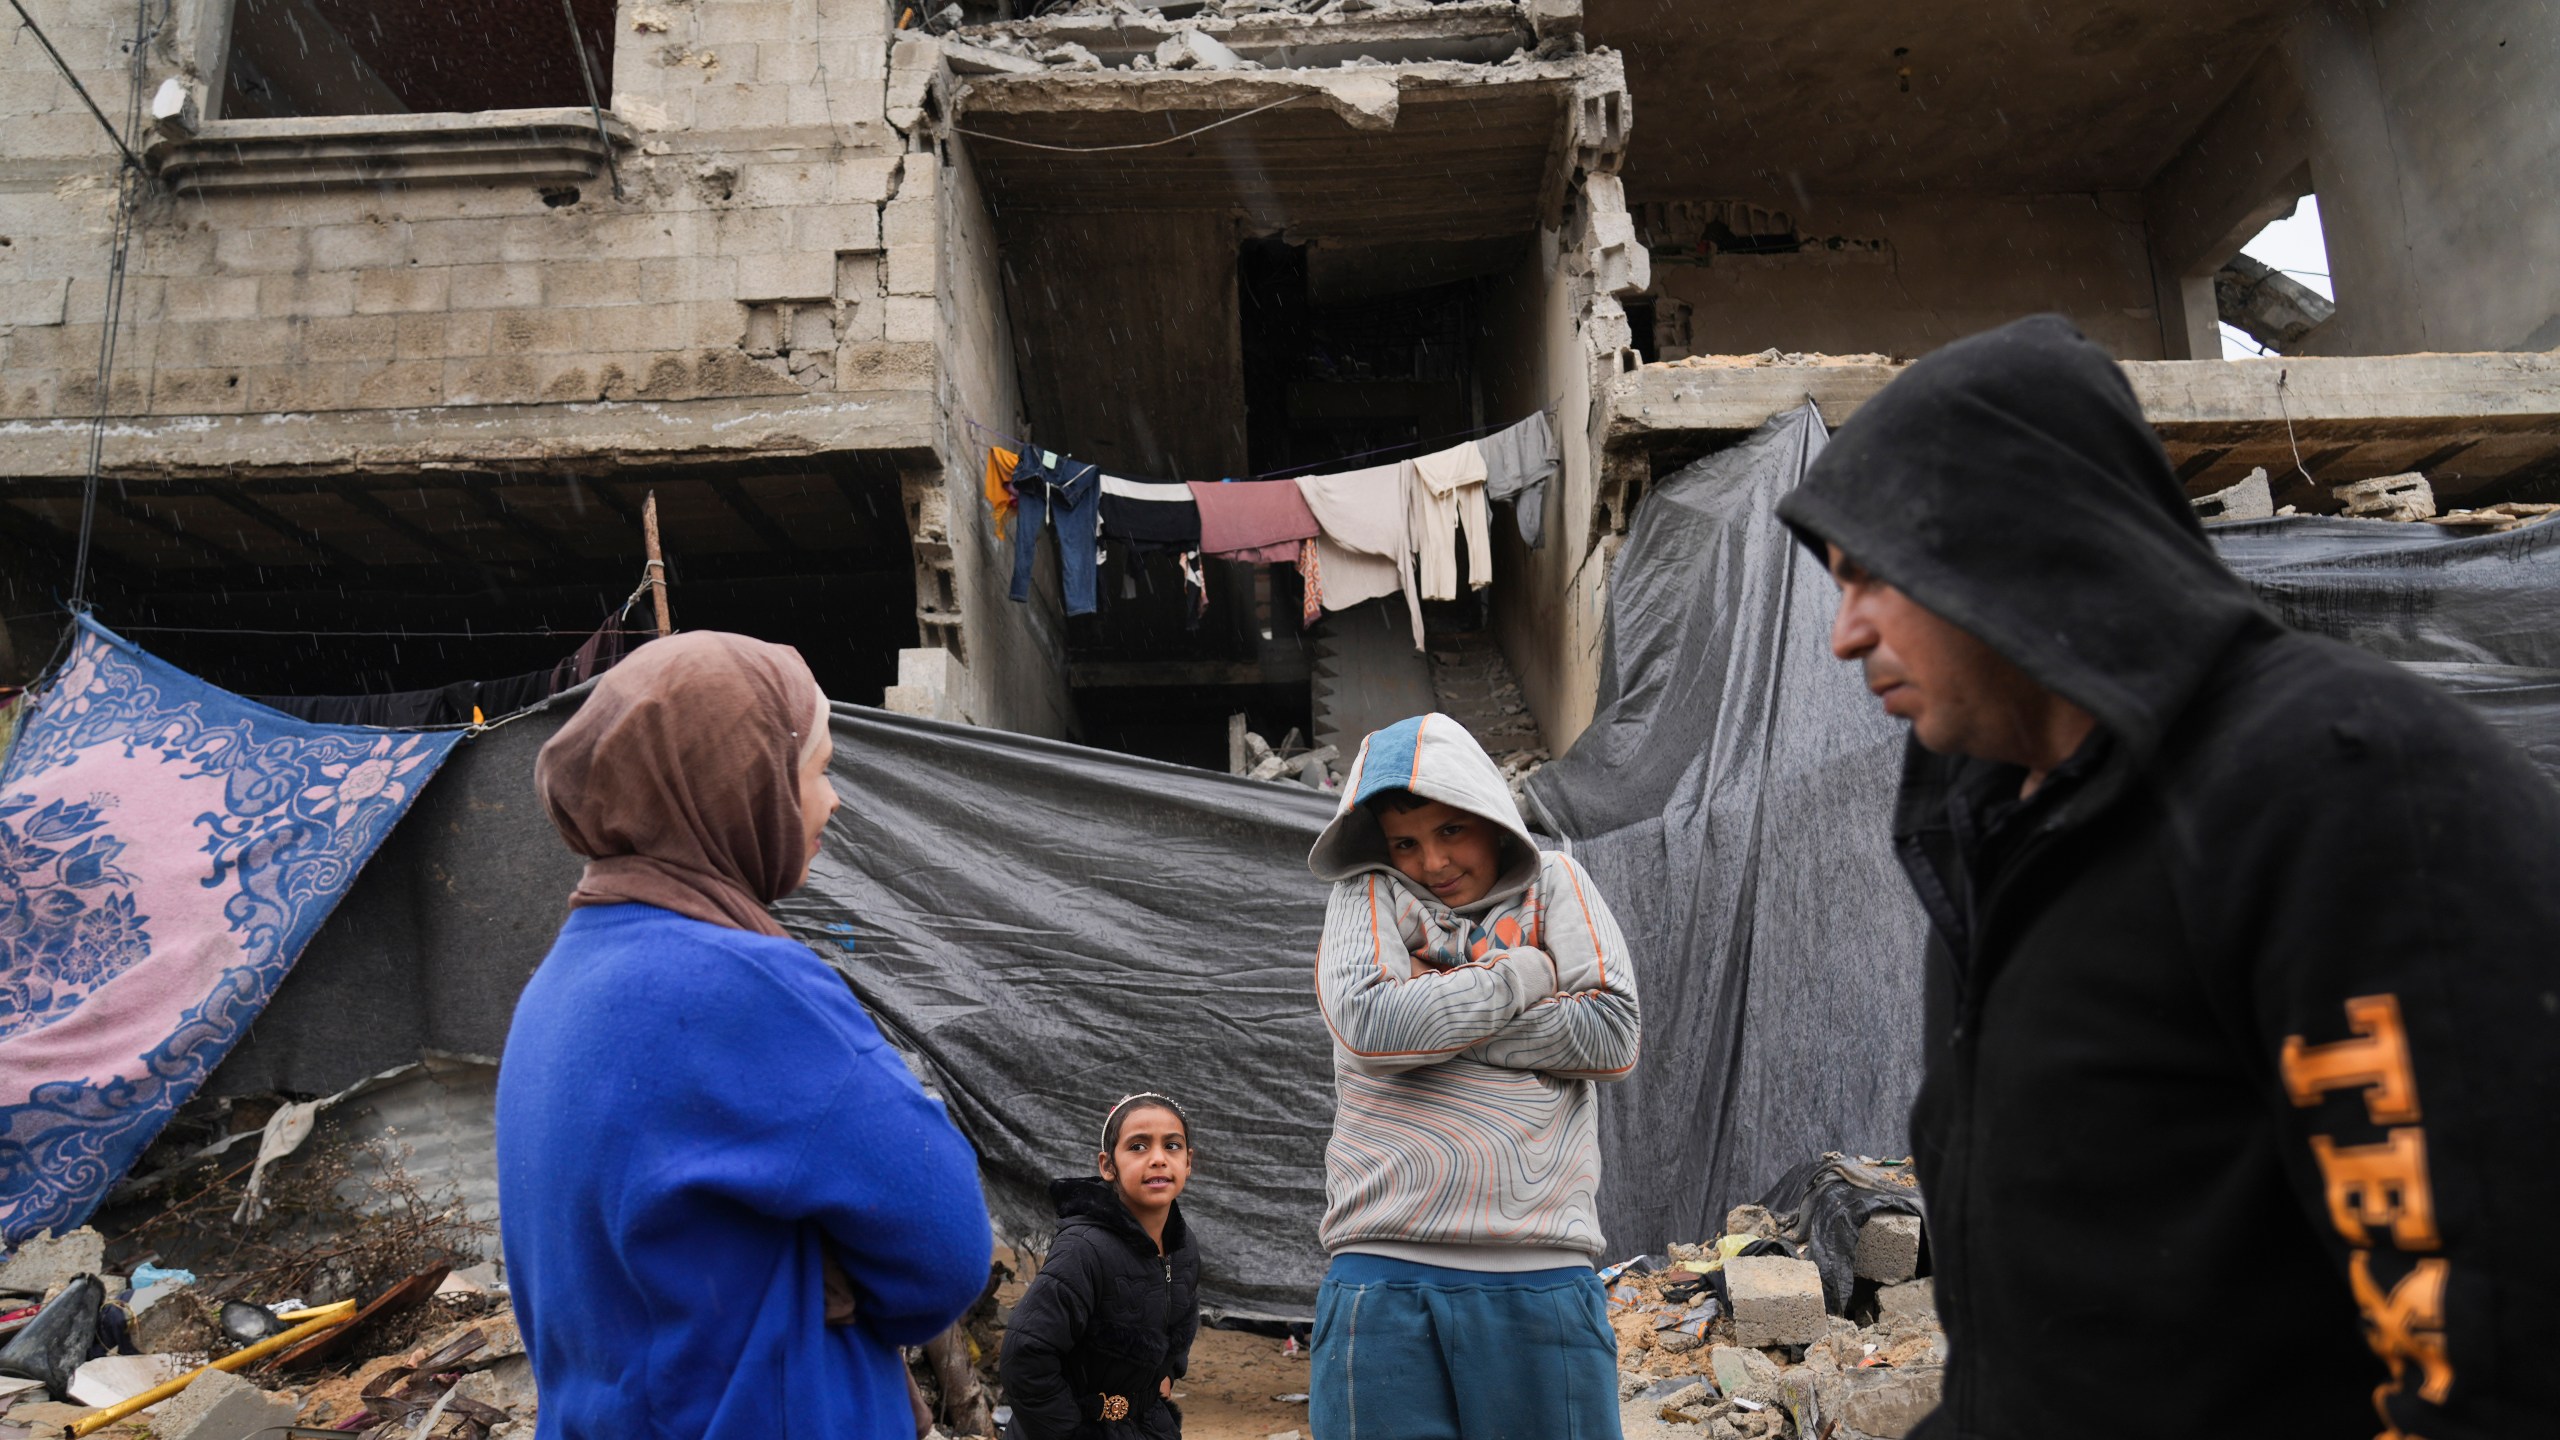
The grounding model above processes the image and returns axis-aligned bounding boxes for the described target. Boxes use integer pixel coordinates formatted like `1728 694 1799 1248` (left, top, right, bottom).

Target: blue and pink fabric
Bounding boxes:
0 617 460 1243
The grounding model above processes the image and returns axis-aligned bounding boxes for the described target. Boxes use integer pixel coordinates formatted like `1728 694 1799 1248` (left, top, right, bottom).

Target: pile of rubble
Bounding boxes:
1608 1181 1940 1440
1650 349 1900 371
916 0 1569 76
2196 466 2560 529
0 1226 530 1440
1234 724 1345 790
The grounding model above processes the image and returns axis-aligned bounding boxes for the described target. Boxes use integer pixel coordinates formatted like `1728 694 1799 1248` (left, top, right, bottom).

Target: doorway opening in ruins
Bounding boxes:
0 459 916 708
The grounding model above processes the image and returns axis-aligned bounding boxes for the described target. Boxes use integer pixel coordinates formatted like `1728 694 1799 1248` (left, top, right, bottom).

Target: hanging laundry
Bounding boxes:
1098 475 1201 547
1408 440 1494 600
1479 410 1560 549
1009 450 1103 617
1294 463 1425 650
984 447 1021 541
1187 479 1318 563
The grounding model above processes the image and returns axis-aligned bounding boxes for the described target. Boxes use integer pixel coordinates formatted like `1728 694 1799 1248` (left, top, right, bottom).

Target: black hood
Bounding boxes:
1775 314 2269 767
1048 1175 1193 1258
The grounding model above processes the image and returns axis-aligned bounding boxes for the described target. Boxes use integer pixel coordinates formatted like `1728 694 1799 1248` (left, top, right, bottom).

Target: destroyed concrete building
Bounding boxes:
3 0 2558 765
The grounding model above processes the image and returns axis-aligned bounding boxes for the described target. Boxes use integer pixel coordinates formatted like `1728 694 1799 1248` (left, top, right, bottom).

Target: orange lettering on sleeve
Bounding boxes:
2281 994 2420 1125
2311 1128 2440 1250
2349 1250 2454 1407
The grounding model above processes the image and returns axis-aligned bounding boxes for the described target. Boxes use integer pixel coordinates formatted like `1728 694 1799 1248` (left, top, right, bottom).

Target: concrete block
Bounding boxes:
446 262 544 310
246 362 357 413
698 1 793 43
297 315 397 364
711 207 793 256
353 360 445 408
736 251 838 302
152 1369 298 1440
883 296 937 343
0 1227 103 1293
2334 471 2434 521
0 277 72 327
352 268 451 315
792 206 881 255
696 82 792 130
258 271 358 319
1724 1255 1826 1348
884 243 936 298
1853 1213 1922 1286
211 225 309 274
307 221 413 271
542 260 648 308
162 275 262 322
1876 1277 1935 1329
2192 466 2274 523
149 367 252 414
738 162 834 211
943 39 1045 76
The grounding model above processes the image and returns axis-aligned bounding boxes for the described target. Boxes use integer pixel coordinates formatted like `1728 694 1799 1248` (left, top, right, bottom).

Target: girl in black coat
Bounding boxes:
999 1093 1202 1440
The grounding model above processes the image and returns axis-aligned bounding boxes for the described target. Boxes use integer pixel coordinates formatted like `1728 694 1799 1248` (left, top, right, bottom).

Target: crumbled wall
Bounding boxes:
0 0 916 425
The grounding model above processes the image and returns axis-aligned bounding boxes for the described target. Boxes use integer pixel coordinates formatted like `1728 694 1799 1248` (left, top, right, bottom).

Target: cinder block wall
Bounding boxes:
0 0 915 419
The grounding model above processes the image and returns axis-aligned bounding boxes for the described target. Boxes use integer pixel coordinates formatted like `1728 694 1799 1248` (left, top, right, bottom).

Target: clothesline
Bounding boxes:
961 410 1550 485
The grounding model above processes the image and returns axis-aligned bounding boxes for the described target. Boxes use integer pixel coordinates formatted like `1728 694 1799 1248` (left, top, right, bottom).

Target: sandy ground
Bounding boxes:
1170 1325 1314 1440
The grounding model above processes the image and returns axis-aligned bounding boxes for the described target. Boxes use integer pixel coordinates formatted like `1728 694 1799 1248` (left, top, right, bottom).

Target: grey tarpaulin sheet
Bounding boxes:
773 708 1341 1319
1525 406 1930 1262
1528 406 2560 1259
223 691 1342 1318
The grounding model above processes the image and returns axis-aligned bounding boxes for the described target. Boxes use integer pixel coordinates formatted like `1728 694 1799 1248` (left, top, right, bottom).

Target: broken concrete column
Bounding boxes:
1876 1277 1936 1329
152 1370 299 1440
886 34 941 132
1724 1255 1827 1348
0 1228 104 1294
2334 471 2435 521
2191 466 2274 523
1853 1213 1922 1286
1581 174 1650 298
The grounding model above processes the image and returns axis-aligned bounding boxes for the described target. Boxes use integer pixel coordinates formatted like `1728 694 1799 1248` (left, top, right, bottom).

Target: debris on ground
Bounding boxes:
1231 722 1343 790
1609 1157 1940 1440
0 1120 525 1440
2334 471 2437 521
2427 501 2560 533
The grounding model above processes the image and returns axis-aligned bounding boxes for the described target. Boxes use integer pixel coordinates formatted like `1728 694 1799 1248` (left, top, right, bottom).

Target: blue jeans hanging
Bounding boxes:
1008 451 1102 617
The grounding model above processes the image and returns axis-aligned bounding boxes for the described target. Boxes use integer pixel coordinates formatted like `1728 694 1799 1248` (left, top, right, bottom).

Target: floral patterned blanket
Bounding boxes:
0 618 461 1243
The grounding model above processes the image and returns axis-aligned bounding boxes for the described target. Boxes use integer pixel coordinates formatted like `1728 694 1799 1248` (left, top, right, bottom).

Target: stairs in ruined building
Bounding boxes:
1308 604 1549 810
1309 599 1437 760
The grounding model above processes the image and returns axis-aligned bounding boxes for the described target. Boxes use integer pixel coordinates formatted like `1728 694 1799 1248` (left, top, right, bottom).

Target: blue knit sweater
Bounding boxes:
496 903 991 1440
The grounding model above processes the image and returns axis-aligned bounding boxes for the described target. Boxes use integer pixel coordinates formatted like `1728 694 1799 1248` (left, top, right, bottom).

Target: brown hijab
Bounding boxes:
535 631 825 938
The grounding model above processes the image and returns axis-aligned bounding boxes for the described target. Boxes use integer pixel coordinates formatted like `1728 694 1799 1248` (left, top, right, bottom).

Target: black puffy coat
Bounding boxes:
999 1178 1200 1440
1777 316 2560 1438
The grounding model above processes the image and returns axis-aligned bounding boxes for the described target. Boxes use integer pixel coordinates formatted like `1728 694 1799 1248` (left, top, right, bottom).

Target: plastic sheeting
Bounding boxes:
773 710 1340 1320
237 693 1342 1319
1525 406 1930 1263
1528 407 2560 1260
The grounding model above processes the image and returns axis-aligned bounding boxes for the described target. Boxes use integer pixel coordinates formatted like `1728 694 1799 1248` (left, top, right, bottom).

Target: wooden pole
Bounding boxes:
642 489 672 637
69 1300 358 1436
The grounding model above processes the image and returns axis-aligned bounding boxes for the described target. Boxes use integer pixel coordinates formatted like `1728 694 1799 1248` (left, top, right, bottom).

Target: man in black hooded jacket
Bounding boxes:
1775 314 2560 1439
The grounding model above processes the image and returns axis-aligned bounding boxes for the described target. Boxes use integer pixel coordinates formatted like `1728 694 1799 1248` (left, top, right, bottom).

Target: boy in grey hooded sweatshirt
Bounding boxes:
1306 712 1641 1439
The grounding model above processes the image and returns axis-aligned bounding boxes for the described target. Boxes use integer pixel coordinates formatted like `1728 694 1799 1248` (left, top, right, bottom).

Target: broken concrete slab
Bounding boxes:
152 1369 300 1440
1708 1344 1781 1404
1157 28 1252 70
1852 1213 1922 1286
960 0 1531 70
0 1228 104 1295
1817 1363 1944 1440
1724 1255 1826 1348
942 38 1049 76
2216 252 2335 352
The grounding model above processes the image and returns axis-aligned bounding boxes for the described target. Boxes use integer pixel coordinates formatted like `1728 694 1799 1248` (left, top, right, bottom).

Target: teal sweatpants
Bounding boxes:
1308 1254 1624 1440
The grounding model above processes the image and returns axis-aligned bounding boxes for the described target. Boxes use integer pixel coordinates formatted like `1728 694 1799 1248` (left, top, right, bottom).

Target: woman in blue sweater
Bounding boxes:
497 631 991 1440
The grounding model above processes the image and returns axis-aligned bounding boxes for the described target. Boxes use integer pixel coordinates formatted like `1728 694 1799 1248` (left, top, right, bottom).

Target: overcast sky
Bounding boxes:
2221 196 2334 358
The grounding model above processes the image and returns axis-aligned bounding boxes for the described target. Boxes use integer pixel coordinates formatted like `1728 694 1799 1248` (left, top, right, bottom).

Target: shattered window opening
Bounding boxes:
217 0 618 120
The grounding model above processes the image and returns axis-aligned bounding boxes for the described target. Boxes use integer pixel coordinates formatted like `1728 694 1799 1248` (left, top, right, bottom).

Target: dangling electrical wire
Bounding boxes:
18 0 161 616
